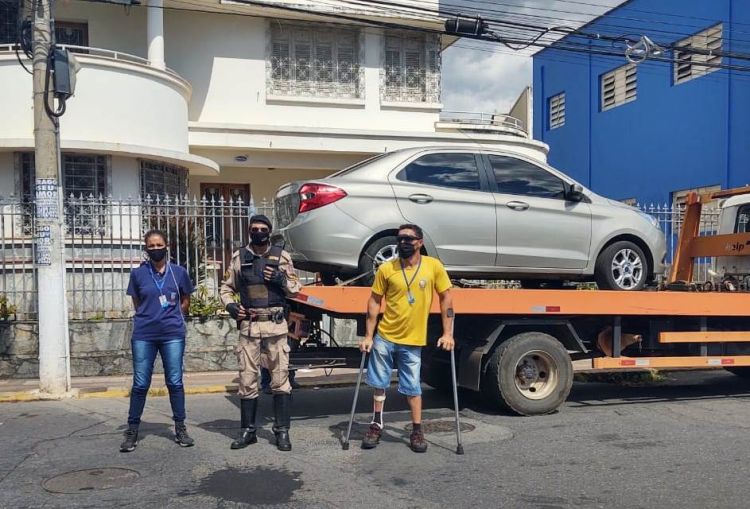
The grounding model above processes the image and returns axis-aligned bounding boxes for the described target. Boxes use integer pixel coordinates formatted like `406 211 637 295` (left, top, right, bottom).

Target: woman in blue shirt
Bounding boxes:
120 229 195 453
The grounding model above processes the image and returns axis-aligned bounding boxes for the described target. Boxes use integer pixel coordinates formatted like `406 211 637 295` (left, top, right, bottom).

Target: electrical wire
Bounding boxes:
78 0 750 76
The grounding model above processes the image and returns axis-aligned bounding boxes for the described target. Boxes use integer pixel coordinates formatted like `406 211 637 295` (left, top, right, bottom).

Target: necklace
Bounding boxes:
400 257 422 305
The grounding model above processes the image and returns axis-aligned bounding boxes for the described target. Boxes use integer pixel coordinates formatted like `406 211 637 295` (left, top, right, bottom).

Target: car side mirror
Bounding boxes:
566 184 586 202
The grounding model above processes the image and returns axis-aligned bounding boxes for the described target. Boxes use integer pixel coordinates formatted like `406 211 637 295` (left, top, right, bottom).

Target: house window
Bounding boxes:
19 152 109 234
268 22 361 99
55 21 89 50
20 153 108 200
674 24 722 85
601 64 637 111
140 160 188 198
548 93 565 129
382 31 441 103
0 0 17 44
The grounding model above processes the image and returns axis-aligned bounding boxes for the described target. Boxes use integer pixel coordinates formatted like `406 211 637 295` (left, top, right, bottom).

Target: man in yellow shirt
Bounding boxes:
359 224 454 453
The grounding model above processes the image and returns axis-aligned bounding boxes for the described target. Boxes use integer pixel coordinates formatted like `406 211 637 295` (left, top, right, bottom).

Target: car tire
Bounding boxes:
356 235 399 287
480 332 573 416
594 241 649 291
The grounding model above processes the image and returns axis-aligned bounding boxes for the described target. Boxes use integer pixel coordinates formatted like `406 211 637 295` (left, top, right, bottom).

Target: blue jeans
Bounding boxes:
365 334 423 396
127 337 186 425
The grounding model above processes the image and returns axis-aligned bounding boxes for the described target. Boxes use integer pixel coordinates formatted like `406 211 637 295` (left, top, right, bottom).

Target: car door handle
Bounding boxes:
408 193 433 204
506 201 529 211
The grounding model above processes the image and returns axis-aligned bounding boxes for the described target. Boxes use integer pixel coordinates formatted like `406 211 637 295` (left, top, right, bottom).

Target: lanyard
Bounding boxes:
148 262 171 296
400 257 422 305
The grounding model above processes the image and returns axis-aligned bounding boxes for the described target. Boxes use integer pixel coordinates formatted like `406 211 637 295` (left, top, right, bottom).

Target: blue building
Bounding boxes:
533 0 750 205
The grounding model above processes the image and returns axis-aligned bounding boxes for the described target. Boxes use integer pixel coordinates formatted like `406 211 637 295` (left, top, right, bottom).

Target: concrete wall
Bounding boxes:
533 0 748 205
0 317 360 378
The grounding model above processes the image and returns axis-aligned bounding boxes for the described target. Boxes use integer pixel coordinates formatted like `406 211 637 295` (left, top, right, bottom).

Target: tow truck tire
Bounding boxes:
481 332 573 416
725 367 750 378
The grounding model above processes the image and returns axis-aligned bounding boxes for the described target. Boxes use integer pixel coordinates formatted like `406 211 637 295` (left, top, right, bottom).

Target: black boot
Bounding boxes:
273 393 292 452
230 398 258 450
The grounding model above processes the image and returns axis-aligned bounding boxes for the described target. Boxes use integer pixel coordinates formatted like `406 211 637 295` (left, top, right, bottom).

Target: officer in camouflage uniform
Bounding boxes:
220 214 301 452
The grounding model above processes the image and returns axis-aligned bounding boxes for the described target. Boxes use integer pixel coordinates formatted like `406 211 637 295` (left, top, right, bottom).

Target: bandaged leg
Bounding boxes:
372 391 386 428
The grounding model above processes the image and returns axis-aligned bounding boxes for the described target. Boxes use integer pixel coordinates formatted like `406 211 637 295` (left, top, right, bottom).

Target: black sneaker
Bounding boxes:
409 430 428 453
120 427 138 453
174 422 195 447
361 423 382 450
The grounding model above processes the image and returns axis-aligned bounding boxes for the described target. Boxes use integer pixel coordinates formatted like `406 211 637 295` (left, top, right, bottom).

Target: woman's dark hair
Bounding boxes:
144 229 167 245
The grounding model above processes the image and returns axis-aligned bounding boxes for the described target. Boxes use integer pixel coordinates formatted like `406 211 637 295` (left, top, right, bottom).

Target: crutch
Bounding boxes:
342 350 367 450
448 309 464 455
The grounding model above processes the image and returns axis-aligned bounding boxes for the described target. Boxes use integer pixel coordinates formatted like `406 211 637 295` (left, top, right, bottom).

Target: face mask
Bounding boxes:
397 242 416 259
147 247 167 262
250 231 270 246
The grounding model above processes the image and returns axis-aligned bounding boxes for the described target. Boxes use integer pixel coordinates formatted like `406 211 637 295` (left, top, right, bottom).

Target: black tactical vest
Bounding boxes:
237 245 286 309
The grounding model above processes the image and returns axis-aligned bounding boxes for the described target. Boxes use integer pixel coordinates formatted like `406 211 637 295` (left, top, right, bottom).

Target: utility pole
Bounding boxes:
32 0 71 395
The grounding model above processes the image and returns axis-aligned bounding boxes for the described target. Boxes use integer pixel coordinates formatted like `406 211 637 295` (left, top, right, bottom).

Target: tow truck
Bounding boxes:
287 187 750 416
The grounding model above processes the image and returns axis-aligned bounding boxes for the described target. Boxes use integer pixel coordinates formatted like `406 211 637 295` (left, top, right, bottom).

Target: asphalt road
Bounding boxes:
2 370 750 508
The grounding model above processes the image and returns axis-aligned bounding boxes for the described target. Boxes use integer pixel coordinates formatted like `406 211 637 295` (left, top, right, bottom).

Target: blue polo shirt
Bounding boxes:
127 261 194 341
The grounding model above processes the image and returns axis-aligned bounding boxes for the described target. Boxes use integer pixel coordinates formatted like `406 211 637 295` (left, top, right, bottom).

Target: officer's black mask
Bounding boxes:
250 226 270 246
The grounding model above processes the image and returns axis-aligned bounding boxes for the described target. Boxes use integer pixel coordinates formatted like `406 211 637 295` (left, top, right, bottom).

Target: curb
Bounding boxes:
0 375 362 403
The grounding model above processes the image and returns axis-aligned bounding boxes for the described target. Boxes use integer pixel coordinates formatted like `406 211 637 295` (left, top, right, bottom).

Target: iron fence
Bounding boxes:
0 195 730 320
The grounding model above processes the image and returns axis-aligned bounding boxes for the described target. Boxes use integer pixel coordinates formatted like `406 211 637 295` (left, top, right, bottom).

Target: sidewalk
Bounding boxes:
0 367 367 403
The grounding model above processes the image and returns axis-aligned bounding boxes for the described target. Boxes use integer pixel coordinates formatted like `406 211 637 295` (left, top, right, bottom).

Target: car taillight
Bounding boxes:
298 183 347 213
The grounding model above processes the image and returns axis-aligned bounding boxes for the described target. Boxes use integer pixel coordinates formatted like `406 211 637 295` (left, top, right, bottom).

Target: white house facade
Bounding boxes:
1 0 546 203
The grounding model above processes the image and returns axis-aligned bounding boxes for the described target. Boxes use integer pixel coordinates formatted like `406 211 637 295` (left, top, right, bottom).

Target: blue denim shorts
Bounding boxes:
365 334 422 396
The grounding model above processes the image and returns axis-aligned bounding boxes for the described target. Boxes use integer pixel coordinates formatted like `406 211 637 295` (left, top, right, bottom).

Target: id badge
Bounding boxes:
159 294 169 309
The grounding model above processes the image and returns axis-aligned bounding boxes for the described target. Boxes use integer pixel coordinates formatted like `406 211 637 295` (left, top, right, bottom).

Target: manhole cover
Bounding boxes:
43 468 140 494
404 419 475 434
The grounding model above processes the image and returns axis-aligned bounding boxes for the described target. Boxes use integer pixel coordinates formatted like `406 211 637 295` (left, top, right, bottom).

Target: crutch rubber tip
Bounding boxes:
342 442 350 451
456 445 464 455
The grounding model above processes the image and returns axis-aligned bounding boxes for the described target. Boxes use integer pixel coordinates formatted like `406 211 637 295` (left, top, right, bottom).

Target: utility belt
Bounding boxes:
241 308 285 324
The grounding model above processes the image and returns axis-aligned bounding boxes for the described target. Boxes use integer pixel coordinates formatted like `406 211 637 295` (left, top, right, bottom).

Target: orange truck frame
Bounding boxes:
286 188 750 416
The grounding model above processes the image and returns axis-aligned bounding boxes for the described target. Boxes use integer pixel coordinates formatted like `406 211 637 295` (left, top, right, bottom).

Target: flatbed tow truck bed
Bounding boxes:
287 286 750 416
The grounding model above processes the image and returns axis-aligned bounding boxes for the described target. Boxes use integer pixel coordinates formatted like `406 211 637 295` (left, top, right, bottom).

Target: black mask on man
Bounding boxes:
397 242 416 259
147 247 167 262
250 231 270 246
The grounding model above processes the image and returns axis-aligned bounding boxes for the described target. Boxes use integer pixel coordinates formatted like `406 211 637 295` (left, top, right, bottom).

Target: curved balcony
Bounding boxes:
435 111 529 138
0 44 217 174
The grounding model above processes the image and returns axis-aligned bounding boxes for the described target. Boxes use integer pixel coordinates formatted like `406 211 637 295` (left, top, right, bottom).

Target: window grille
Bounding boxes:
601 64 637 111
382 31 440 103
549 93 565 129
674 24 722 85
268 22 362 99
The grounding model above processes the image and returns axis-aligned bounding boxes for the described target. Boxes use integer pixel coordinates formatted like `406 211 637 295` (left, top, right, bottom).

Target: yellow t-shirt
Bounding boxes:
372 256 452 346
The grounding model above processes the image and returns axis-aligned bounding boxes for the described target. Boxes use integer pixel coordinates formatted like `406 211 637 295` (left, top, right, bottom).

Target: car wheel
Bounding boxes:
595 241 649 291
356 236 398 287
